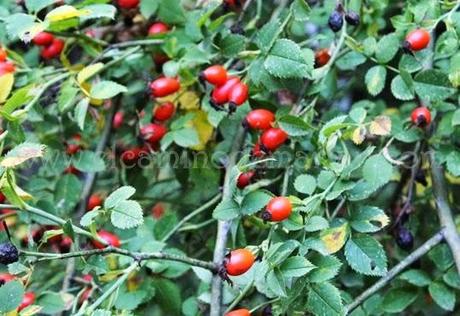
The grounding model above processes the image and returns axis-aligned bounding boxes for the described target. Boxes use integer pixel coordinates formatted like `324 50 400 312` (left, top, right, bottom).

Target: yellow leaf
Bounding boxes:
320 222 349 254
18 305 43 316
0 73 14 103
369 115 391 136
77 63 104 84
45 5 89 22
1 144 45 167
178 91 200 110
352 126 366 145
190 110 214 151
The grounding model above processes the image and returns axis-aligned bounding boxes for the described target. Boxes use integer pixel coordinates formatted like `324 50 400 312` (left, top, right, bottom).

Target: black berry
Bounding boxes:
328 10 344 32
0 242 19 265
396 227 414 251
345 11 360 26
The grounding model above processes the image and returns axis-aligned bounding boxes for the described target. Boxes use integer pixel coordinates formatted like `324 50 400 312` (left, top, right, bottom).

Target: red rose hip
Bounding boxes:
200 65 228 86
260 128 288 151
224 248 255 276
153 102 175 121
404 29 430 51
263 196 292 221
411 106 431 127
245 109 275 130
92 230 121 249
148 22 169 35
33 32 54 46
226 309 251 316
150 77 180 98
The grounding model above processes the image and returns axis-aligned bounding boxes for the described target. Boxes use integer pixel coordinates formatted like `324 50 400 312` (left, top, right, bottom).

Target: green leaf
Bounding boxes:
158 0 186 24
0 281 24 313
382 288 418 313
446 151 460 176
362 154 393 188
350 206 390 233
365 66 387 96
294 174 316 195
336 51 366 70
111 200 144 229
280 256 315 277
80 4 116 21
266 240 299 265
305 216 329 232
342 146 375 178
58 79 79 112
443 267 460 289
375 33 399 63
308 255 342 283
105 186 136 209
266 269 287 297
74 98 89 130
307 282 344 316
90 81 127 99
256 21 282 53
264 39 313 79
291 0 311 21
55 174 82 212
80 210 100 227
140 0 158 18
414 70 456 102
391 75 414 100
219 34 246 58
241 190 272 215
172 128 200 147
151 278 182 315
25 0 55 13
114 284 147 310
428 281 455 311
73 150 106 172
452 109 460 126
429 244 454 271
344 234 387 276
38 292 66 314
213 199 239 220
4 13 42 41
399 269 431 287
278 115 310 136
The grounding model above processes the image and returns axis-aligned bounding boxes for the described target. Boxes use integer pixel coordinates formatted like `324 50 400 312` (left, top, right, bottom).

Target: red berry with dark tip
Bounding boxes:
150 77 180 97
0 273 14 285
404 29 430 51
314 48 331 68
148 22 169 36
237 171 256 189
224 248 255 276
211 76 240 105
140 123 167 143
153 102 175 121
411 106 431 127
245 109 275 130
201 65 228 86
228 82 248 106
33 32 54 46
263 196 292 221
92 230 121 249
260 128 288 151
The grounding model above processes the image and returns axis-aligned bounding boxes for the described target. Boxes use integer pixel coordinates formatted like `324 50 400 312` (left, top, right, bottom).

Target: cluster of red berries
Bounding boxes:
0 274 35 311
22 225 73 253
201 65 249 113
33 32 64 60
244 109 287 158
0 46 15 76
